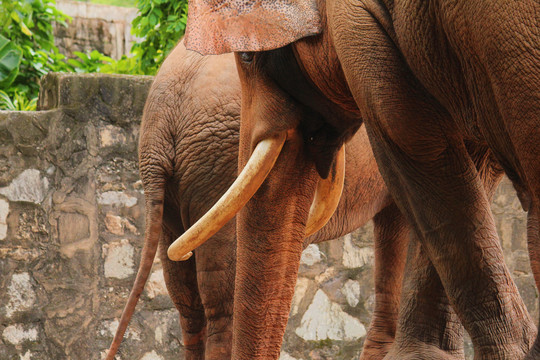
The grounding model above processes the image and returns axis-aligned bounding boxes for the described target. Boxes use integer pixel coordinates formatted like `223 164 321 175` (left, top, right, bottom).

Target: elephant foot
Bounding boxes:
182 328 206 360
468 314 536 360
359 333 394 360
383 342 464 360
183 348 205 360
204 329 233 360
472 346 532 360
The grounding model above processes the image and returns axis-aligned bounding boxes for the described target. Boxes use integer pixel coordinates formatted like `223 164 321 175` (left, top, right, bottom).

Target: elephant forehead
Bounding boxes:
184 0 323 55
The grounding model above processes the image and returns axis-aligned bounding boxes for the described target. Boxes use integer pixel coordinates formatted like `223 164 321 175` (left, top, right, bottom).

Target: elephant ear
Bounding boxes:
184 0 322 55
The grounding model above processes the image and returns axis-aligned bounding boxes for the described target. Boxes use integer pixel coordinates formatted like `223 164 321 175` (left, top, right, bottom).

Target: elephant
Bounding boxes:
170 0 540 359
106 39 507 360
106 38 414 360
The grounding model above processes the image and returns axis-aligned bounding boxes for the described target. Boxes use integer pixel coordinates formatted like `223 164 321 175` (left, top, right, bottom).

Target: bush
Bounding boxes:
0 0 72 109
131 0 188 75
0 89 36 111
0 0 189 110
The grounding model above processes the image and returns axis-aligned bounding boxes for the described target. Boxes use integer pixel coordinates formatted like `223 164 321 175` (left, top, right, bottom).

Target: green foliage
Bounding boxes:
66 50 146 75
99 55 146 75
1 0 187 110
68 50 114 73
1 0 71 91
131 0 188 75
0 89 37 111
0 0 72 110
0 35 23 88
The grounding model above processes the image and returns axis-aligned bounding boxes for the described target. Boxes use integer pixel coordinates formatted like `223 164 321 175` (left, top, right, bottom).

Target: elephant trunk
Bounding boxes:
232 134 319 359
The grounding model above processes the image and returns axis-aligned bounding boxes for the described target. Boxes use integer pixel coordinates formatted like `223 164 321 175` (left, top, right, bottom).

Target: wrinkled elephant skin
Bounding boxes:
107 40 422 359
182 0 540 359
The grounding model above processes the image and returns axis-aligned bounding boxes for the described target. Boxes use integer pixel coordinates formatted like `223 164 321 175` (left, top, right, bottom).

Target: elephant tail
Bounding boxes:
105 190 165 360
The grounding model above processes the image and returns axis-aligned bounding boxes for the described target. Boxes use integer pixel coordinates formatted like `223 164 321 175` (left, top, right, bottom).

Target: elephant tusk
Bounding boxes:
167 132 287 261
305 145 345 237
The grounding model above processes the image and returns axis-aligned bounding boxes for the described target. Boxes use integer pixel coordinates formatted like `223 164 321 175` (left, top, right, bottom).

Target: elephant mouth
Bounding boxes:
167 131 345 261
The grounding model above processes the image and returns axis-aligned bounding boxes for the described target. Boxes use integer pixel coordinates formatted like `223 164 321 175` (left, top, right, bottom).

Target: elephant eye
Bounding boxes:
239 52 254 63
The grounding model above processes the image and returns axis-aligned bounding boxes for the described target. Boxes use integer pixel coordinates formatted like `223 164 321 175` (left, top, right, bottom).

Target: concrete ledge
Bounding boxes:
38 72 153 113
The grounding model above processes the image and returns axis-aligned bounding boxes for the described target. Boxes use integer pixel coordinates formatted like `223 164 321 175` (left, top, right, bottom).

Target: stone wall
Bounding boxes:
54 0 138 59
0 73 537 360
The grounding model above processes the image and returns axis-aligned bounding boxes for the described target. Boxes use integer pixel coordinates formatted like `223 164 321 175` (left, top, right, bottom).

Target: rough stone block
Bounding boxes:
0 169 48 204
295 289 366 341
4 273 36 318
103 239 135 279
0 198 8 240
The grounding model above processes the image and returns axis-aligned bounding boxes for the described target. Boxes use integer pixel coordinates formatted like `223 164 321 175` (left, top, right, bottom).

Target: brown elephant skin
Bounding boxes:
107 40 412 360
107 40 504 359
182 0 540 359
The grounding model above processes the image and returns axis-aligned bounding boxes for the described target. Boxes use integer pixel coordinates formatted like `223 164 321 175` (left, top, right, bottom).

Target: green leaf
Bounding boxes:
149 13 159 27
139 16 149 28
67 59 83 68
0 34 23 88
19 21 34 37
73 51 90 61
12 83 30 94
10 10 21 23
90 50 103 60
0 90 16 110
153 8 163 17
25 96 37 111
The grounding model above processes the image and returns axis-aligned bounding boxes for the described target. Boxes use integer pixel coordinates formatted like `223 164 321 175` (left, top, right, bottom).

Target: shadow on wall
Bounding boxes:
0 73 536 360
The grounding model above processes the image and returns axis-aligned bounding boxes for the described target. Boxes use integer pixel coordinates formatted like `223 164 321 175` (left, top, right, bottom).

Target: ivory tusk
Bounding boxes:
167 132 287 261
305 145 345 237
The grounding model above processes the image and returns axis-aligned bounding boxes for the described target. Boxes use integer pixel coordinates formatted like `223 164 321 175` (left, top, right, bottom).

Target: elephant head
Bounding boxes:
165 1 366 358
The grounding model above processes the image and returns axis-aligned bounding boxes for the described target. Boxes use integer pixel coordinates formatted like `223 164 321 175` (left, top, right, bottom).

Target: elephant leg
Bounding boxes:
332 5 535 358
512 131 540 360
360 203 409 360
159 228 206 360
386 235 465 360
497 118 540 360
364 116 534 360
365 146 502 360
503 121 540 360
364 106 535 359
195 220 236 360
383 145 505 360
